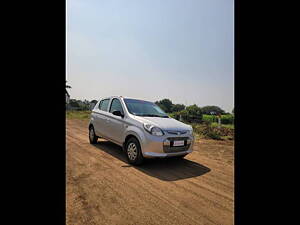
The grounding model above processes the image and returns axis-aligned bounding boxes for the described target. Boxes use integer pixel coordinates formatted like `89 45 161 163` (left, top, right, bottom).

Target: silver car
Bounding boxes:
88 96 194 165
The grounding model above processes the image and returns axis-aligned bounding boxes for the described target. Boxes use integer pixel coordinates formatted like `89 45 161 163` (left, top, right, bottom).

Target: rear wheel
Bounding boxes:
89 126 98 144
126 137 144 165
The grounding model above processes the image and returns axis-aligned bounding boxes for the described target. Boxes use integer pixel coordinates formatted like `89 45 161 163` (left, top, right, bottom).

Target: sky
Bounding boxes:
67 0 234 112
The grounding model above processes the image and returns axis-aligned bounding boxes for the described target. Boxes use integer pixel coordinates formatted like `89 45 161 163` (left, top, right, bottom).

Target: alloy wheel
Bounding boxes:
127 143 137 161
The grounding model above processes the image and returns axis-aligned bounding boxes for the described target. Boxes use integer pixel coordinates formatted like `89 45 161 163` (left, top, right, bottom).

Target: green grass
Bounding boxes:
202 114 234 124
66 110 91 120
210 122 234 129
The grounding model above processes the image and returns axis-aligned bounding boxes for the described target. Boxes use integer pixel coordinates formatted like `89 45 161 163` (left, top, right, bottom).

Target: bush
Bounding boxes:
202 114 234 124
191 122 234 140
206 131 222 140
220 114 234 124
202 115 217 123
201 123 221 140
178 105 202 123
169 112 180 120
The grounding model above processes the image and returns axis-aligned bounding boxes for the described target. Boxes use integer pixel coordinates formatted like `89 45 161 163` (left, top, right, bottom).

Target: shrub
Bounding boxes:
202 114 234 124
206 131 222 140
220 114 234 124
191 122 234 140
169 112 180 120
178 105 202 123
202 115 217 123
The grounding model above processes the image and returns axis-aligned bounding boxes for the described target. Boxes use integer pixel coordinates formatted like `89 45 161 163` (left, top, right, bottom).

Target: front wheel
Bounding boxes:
89 126 98 144
126 137 144 165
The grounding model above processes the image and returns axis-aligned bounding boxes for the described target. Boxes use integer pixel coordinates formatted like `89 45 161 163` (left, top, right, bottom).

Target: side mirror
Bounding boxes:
112 110 124 118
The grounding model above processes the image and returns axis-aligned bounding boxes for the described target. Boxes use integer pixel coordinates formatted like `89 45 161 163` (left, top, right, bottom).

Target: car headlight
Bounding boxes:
143 123 164 136
188 129 193 135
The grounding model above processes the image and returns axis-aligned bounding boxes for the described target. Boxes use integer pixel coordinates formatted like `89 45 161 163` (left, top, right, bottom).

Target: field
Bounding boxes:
66 116 234 225
66 110 91 120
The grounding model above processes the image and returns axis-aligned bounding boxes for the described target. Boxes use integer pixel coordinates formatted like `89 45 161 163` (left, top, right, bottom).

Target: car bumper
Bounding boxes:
143 149 193 158
141 132 195 158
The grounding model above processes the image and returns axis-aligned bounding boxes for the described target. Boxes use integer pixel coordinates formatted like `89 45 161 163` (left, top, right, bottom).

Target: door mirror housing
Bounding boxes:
112 110 124 118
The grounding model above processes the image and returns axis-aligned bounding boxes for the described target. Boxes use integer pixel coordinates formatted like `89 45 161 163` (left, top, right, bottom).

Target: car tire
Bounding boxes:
125 137 144 165
89 126 98 144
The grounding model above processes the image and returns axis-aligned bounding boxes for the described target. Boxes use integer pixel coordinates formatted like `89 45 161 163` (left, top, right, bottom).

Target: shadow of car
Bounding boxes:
92 139 211 181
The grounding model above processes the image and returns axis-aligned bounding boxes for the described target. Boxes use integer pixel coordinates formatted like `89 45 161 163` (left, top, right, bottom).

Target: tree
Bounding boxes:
201 106 225 115
90 100 98 110
69 99 79 108
91 100 98 104
179 104 203 123
186 104 203 122
171 104 185 112
155 99 173 113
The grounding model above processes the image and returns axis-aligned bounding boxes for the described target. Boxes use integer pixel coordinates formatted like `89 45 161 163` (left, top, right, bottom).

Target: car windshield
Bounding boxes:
124 98 169 118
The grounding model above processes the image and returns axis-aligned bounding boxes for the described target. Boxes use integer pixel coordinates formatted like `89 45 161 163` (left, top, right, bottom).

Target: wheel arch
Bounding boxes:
88 123 94 129
123 133 142 151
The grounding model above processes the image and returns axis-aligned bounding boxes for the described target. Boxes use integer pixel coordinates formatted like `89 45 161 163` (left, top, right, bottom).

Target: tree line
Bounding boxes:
67 98 234 124
155 98 233 123
155 98 230 114
67 99 98 110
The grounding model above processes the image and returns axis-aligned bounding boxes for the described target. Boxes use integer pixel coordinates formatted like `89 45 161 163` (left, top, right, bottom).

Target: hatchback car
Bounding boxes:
88 96 194 165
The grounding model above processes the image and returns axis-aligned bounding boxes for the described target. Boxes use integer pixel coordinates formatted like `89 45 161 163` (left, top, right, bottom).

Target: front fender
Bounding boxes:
124 126 145 149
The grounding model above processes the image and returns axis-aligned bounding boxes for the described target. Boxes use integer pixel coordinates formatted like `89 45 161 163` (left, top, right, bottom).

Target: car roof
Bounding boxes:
98 96 154 102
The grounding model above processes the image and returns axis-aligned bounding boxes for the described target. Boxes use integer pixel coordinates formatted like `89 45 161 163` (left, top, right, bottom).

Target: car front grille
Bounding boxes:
163 137 190 153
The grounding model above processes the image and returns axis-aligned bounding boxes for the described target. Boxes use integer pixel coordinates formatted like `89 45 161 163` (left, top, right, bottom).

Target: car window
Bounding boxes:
99 99 110 111
98 100 103 110
109 98 124 114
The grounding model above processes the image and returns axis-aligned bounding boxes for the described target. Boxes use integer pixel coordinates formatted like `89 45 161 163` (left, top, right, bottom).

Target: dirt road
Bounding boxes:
66 119 234 225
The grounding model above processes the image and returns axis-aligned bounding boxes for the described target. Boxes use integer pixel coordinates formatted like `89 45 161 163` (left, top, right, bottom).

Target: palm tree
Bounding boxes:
66 81 71 90
66 81 71 106
66 81 71 95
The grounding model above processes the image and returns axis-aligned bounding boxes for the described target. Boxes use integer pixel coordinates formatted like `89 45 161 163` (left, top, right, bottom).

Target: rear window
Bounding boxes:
98 99 110 111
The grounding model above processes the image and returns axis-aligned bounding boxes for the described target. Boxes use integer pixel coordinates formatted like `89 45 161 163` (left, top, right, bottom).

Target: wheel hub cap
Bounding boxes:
127 143 137 160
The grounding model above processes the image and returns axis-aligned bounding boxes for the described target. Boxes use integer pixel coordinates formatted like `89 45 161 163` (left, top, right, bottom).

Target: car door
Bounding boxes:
106 98 126 144
93 98 111 137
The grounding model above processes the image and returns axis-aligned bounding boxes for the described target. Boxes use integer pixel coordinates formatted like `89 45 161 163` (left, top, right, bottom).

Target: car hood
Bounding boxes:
132 116 191 131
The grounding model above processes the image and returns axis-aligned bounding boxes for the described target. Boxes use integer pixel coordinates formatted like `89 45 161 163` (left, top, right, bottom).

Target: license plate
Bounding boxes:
173 140 185 147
